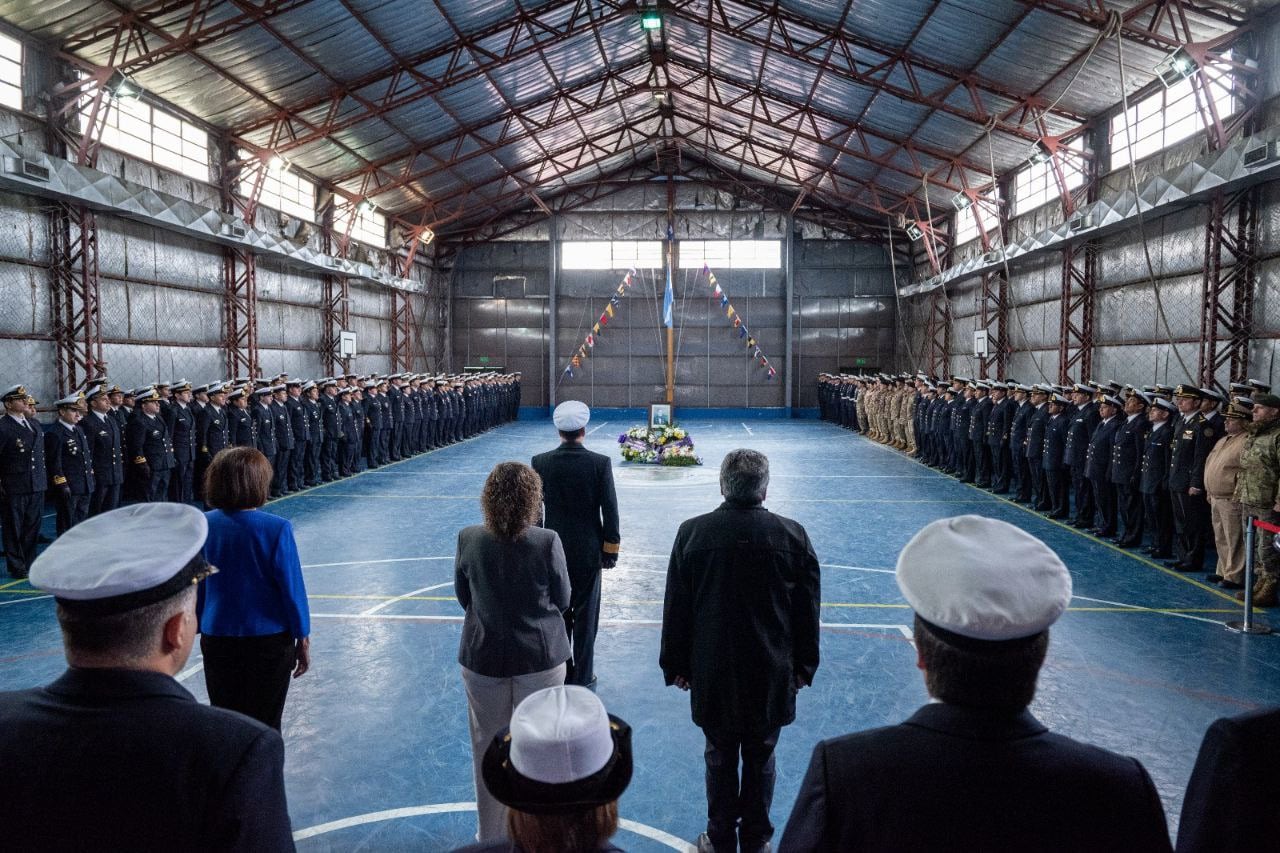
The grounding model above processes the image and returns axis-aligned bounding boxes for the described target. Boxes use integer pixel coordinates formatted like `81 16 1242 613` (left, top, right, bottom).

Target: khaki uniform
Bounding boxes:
1205 430 1248 583
1233 418 1280 579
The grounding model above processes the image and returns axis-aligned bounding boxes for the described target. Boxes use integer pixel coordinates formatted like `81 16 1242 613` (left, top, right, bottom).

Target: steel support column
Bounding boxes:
48 203 105 393
926 290 951 378
319 218 350 376
1058 241 1097 383
222 247 259 379
978 270 1008 381
1199 186 1260 389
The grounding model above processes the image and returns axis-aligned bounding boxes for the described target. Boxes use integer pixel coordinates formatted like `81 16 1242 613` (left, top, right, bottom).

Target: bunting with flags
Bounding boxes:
703 264 778 380
562 268 638 379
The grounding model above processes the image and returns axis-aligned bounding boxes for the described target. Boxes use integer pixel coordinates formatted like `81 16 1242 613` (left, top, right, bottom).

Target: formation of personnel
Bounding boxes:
0 372 522 579
819 372 1280 606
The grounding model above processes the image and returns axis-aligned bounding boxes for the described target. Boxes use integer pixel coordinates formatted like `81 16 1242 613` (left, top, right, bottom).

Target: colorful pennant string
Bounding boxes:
562 268 637 380
703 263 778 380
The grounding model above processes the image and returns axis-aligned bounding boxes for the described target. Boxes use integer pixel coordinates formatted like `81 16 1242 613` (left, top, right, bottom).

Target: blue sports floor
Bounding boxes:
3 416 1278 849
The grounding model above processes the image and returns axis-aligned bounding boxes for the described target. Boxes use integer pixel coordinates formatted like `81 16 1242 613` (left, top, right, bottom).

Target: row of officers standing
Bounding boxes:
818 372 1280 606
0 372 522 579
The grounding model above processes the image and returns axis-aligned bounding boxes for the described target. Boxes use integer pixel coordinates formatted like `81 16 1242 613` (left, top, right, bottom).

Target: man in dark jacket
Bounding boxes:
779 515 1170 853
1024 387 1051 509
1087 395 1122 537
163 381 197 503
1041 394 1072 519
1167 386 1204 570
4 502 296 851
84 385 123 517
125 388 176 503
1010 386 1034 500
1111 392 1152 547
45 394 94 536
661 448 821 853
985 383 1013 493
271 385 295 495
1177 706 1280 851
1065 383 1100 527
531 401 621 689
1142 398 1177 559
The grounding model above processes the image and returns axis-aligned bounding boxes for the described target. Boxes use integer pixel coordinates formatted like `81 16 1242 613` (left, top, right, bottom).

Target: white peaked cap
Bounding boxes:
896 515 1072 641
553 400 590 431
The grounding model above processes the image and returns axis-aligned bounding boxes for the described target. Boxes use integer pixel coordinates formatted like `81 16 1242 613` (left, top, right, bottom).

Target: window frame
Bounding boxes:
676 239 782 270
560 240 664 270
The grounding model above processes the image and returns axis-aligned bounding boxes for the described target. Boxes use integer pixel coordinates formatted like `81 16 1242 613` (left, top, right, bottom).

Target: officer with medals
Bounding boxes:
125 387 176 503
197 382 232 471
84 384 124 517
45 393 94 535
227 385 256 448
302 381 323 487
1166 385 1205 571
164 380 197 503
319 379 341 482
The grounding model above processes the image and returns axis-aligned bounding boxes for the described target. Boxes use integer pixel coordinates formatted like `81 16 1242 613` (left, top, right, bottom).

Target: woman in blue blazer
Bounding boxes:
199 447 310 730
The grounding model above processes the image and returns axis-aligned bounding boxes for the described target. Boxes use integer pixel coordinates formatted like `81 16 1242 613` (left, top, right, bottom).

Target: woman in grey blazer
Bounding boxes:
456 461 571 843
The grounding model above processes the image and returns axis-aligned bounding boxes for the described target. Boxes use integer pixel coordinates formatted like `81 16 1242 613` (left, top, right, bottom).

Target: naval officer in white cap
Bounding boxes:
779 515 1171 853
0 503 296 852
531 400 621 689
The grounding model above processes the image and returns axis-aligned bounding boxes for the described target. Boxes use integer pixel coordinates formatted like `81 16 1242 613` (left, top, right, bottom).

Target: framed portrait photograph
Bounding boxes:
648 403 673 429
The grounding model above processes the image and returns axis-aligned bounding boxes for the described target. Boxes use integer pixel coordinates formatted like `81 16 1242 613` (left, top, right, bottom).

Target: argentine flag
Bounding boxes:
663 224 674 328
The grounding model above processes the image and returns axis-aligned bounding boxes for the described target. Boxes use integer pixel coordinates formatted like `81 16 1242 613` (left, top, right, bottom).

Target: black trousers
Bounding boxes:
389 423 402 460
1116 482 1144 543
272 447 291 495
1091 477 1117 535
1144 489 1175 557
1027 461 1047 508
168 459 194 503
289 441 307 490
1171 490 1210 568
200 632 296 731
990 445 1010 491
565 570 602 688
88 482 120 517
702 726 781 851
1014 454 1031 500
146 468 171 503
321 439 339 480
974 442 992 486
0 490 43 577
53 489 90 536
305 439 322 486
1044 466 1070 517
1070 467 1094 525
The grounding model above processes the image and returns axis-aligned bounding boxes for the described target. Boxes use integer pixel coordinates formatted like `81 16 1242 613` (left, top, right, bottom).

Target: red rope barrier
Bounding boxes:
1251 518 1280 535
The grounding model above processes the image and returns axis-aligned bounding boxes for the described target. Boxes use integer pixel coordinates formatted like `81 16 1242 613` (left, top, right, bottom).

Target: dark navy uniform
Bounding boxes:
1111 413 1151 546
0 410 46 578
1087 414 1121 537
1141 419 1175 558
1167 404 1202 568
303 396 322 487
340 396 361 475
229 403 255 448
1041 406 1071 519
125 409 175 503
969 393 992 487
1010 397 1033 500
1025 402 1050 509
985 394 1013 493
1065 399 1100 527
84 409 123 517
271 397 294 496
165 403 197 503
198 403 231 462
253 398 280 496
364 391 383 468
45 420 93 535
387 383 405 461
285 394 308 492
319 391 340 481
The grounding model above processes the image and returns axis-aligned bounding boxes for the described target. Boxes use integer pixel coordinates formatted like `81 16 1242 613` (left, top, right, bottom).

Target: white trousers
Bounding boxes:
460 663 567 842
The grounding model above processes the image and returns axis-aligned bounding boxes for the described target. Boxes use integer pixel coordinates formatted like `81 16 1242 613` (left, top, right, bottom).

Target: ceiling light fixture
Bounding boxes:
905 221 924 241
357 199 376 214
950 192 973 212
1154 47 1198 87
105 70 143 101
1026 139 1053 167
267 154 288 173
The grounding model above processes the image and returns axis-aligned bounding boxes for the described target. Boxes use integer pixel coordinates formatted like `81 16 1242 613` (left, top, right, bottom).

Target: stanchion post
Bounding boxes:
1227 515 1272 635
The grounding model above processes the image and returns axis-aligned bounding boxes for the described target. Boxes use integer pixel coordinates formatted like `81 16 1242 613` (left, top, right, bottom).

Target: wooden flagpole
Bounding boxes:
665 178 675 404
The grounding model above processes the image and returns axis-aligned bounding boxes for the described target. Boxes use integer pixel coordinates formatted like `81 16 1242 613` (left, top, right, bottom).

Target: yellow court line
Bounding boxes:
879 436 1243 605
0 589 46 596
0 579 29 591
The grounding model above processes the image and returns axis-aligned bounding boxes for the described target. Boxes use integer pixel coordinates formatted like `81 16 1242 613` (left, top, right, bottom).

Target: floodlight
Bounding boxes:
418 228 435 246
905 221 924 241
950 192 973 212
267 154 288 173
641 9 663 30
1155 47 1197 87
1243 140 1280 169
357 198 376 214
1026 140 1053 167
105 70 143 101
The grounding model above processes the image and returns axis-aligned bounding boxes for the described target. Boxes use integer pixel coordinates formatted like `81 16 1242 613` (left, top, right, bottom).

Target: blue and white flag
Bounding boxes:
663 224 674 328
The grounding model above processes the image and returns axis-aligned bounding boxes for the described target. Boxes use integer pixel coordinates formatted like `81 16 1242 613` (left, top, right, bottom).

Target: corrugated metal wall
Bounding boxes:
0 105 437 403
449 214 893 410
900 11 1280 386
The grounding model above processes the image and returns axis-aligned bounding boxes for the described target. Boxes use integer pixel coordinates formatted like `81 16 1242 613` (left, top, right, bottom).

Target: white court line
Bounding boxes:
586 421 611 435
0 594 52 606
1071 593 1225 626
311 613 915 637
823 564 896 574
362 581 454 615
292 802 693 851
303 556 454 569
177 660 204 682
741 422 753 435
